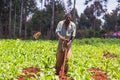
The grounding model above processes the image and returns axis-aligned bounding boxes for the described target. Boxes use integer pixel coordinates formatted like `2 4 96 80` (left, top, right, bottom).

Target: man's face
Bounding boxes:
65 14 72 23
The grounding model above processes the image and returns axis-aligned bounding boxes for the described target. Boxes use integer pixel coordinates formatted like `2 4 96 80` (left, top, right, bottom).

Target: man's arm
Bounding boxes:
56 21 69 41
56 32 68 41
67 23 76 46
67 36 74 46
69 36 75 42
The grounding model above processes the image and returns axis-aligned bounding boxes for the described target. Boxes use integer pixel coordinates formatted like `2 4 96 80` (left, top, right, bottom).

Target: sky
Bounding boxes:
36 0 118 16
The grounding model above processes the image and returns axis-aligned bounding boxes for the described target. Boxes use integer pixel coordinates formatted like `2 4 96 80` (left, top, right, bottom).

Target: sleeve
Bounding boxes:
72 23 76 37
56 22 61 33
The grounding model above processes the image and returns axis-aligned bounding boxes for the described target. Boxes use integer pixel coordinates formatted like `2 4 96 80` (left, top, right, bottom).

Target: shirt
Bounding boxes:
56 20 76 40
56 20 76 51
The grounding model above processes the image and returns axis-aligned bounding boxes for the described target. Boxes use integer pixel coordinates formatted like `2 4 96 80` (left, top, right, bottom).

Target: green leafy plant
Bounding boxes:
0 38 120 80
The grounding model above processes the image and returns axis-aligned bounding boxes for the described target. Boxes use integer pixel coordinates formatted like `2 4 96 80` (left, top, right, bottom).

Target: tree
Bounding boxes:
12 0 20 38
19 0 23 37
83 0 107 36
73 0 76 22
78 13 90 29
8 0 12 38
19 0 36 38
29 1 65 39
0 0 4 38
0 0 10 38
103 8 120 31
49 0 55 39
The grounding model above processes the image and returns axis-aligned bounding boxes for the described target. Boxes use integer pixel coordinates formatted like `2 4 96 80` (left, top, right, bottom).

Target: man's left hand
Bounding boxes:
67 40 72 47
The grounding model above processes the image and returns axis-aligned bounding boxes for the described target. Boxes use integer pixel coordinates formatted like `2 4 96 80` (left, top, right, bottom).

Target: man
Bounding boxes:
55 13 76 75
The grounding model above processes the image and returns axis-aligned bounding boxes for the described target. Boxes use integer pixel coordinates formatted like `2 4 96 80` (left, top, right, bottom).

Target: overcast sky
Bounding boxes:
36 0 118 16
65 0 118 16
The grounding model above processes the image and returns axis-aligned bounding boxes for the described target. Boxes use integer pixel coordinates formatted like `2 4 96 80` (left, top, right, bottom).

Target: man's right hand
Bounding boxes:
61 37 69 42
56 32 69 42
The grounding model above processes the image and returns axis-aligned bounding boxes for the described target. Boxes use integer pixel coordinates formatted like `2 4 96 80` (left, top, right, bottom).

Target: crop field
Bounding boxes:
0 38 120 80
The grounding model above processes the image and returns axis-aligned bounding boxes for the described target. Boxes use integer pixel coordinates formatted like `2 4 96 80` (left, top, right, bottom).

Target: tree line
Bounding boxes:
0 0 120 39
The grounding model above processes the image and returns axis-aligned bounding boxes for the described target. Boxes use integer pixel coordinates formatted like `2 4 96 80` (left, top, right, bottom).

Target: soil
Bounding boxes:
88 67 110 80
17 67 40 80
59 75 68 80
103 51 117 58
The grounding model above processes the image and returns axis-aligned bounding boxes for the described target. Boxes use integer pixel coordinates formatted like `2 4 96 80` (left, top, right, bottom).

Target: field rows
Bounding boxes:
0 38 120 80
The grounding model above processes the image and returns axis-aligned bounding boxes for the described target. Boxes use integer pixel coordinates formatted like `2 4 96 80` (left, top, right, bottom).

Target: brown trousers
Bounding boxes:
55 43 71 75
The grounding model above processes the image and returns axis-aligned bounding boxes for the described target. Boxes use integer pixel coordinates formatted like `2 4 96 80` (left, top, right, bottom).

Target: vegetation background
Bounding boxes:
0 0 120 79
0 0 120 39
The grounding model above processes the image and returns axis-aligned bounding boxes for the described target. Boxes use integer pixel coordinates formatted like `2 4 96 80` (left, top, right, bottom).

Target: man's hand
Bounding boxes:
57 32 69 41
61 36 69 42
67 40 72 47
67 36 74 47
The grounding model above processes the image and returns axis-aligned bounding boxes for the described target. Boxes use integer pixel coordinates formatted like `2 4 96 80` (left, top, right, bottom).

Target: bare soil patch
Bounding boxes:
88 67 110 80
17 67 40 80
103 51 117 58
